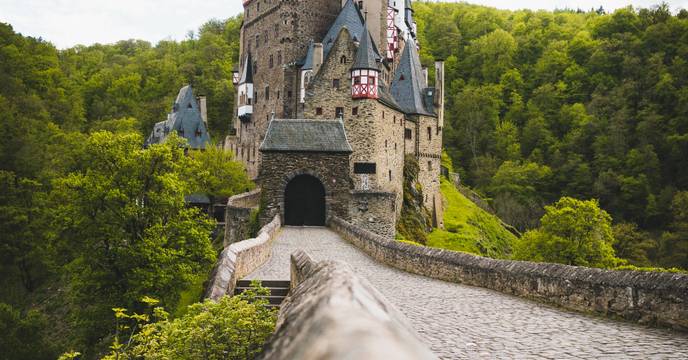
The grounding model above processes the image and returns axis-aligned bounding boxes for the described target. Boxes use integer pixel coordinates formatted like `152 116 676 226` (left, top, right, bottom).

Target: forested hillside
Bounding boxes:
413 2 688 268
0 18 251 358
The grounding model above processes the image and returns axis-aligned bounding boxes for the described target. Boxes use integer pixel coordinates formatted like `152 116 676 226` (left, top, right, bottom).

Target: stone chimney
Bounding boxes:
313 43 324 74
197 95 208 127
434 60 444 128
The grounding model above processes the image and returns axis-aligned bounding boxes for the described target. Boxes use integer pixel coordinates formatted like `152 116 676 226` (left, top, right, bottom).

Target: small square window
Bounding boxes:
316 107 323 115
333 78 340 89
352 107 358 116
405 128 412 139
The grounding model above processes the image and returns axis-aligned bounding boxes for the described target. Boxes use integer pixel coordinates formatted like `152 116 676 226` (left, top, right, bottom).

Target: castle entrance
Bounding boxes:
284 174 326 226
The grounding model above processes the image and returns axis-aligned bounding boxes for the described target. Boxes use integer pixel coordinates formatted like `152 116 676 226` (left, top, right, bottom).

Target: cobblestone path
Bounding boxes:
247 227 688 359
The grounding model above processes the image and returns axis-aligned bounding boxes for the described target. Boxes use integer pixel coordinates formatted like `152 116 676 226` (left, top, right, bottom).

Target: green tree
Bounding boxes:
658 191 688 269
49 131 217 347
612 223 654 266
187 145 254 212
0 303 57 360
513 197 618 268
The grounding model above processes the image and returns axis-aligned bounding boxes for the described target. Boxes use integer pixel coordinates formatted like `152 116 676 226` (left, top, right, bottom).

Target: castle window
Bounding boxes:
394 143 397 151
277 90 280 99
437 126 442 135
389 170 392 181
253 61 258 74
393 115 396 124
427 127 432 140
368 76 376 85
269 55 274 68
405 128 412 139
352 107 358 116
265 86 270 100
255 35 260 48
335 107 344 118
428 161 432 171
353 76 361 85
257 2 260 11
333 79 340 89
277 51 282 64
316 107 323 115
288 90 293 98
385 140 388 148
382 111 385 119
354 162 376 174
358 1 364 10
264 31 268 44
340 55 347 64
188 103 193 109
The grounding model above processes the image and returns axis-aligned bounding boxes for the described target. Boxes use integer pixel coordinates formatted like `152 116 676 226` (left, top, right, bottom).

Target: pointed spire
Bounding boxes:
322 0 365 58
352 24 378 71
239 52 253 84
390 41 430 115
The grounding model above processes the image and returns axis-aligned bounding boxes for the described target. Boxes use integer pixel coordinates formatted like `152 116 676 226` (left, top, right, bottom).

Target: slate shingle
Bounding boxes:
260 119 353 153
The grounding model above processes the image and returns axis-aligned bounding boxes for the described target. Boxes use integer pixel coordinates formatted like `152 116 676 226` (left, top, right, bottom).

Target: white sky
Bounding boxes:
1 0 686 49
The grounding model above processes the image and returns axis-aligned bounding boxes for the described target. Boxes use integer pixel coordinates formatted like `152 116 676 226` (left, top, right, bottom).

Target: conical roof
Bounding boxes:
239 52 253 84
390 41 432 115
322 0 365 58
352 25 378 71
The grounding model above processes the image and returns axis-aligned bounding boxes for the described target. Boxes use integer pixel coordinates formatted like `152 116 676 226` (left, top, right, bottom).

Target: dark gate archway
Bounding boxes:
284 174 326 226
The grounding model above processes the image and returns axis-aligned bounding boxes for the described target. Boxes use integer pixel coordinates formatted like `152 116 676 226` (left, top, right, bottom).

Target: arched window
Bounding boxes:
340 55 347 64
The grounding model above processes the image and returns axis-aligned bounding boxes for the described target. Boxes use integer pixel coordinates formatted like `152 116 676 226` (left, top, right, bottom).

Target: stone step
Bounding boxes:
236 279 290 288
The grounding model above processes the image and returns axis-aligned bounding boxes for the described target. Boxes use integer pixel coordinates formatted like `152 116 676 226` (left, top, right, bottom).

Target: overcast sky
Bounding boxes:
1 0 686 49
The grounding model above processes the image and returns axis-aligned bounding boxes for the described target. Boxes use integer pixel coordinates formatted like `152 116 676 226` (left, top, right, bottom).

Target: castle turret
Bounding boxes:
237 53 254 123
351 26 379 99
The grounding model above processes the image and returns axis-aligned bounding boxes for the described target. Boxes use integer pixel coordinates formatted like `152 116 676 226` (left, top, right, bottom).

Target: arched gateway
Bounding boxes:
284 174 326 226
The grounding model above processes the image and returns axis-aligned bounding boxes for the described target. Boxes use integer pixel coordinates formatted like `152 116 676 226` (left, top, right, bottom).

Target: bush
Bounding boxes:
103 284 277 360
513 197 618 268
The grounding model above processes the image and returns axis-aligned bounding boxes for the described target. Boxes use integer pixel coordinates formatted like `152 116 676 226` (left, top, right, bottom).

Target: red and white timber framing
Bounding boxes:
386 2 399 60
352 69 379 99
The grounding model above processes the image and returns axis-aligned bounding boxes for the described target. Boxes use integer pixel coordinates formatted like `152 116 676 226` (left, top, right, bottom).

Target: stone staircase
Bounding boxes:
234 279 290 309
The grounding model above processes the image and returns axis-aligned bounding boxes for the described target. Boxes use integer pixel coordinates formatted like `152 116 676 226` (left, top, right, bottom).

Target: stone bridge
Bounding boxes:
246 226 688 359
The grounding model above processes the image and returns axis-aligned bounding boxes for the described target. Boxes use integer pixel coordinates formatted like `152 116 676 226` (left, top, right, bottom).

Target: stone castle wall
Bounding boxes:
224 188 261 246
330 216 688 331
349 190 397 238
259 151 352 225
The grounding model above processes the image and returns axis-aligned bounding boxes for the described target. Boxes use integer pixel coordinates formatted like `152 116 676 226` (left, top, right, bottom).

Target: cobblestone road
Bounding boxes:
247 227 688 359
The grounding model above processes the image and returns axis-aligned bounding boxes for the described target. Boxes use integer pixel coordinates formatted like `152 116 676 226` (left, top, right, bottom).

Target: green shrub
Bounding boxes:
103 284 277 360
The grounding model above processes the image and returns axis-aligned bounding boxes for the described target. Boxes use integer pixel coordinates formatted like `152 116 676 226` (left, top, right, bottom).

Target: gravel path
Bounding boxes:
247 227 688 359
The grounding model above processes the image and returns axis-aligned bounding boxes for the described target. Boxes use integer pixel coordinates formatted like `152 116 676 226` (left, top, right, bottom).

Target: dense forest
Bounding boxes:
413 2 688 269
1 2 688 358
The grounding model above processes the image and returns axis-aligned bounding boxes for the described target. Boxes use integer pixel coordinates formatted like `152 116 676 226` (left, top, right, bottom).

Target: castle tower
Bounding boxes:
351 26 380 99
237 52 254 123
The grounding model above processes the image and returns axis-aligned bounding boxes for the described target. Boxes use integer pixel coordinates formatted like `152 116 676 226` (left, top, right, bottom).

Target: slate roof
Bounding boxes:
260 119 353 153
352 25 378 71
144 85 210 149
390 41 433 116
322 0 365 58
302 41 315 70
239 52 253 84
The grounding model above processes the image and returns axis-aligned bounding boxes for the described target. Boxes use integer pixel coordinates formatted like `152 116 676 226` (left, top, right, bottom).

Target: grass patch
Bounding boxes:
427 178 517 258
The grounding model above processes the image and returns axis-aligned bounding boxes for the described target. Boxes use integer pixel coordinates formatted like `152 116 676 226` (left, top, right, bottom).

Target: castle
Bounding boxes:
225 0 445 237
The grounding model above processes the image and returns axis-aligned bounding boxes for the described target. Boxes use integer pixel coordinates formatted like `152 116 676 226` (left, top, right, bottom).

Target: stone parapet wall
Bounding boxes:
259 250 437 360
224 188 262 246
205 215 281 301
329 216 688 331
